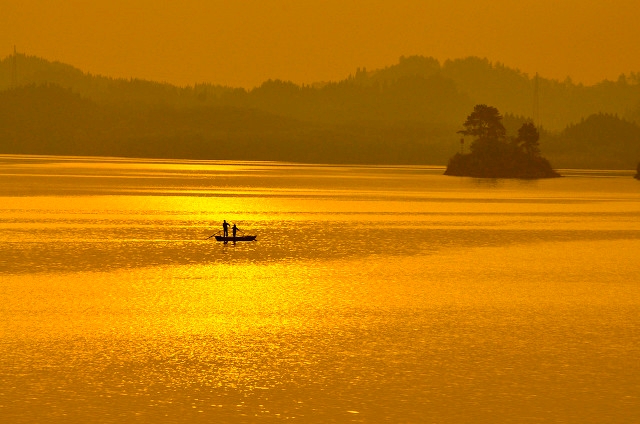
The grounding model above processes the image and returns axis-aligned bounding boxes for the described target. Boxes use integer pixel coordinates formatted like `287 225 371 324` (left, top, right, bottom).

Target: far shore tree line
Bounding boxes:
1 54 640 170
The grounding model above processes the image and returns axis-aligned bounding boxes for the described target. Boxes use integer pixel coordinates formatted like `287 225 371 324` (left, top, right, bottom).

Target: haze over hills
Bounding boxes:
1 53 640 168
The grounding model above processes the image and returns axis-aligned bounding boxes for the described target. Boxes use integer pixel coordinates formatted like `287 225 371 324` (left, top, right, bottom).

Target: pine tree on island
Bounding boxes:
444 104 560 178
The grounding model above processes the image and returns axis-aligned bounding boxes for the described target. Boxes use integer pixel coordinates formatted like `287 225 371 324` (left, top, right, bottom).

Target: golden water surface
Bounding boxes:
1 155 639 423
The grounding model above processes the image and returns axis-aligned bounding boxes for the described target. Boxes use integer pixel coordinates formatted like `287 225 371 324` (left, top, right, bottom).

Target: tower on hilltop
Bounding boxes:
11 46 18 88
533 72 540 128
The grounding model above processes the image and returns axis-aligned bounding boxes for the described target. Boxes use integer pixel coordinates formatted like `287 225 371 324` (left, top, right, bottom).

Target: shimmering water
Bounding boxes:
1 155 639 423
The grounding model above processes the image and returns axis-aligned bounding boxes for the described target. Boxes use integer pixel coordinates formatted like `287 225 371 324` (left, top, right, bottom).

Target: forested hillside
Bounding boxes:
545 113 640 169
1 53 639 168
0 84 453 164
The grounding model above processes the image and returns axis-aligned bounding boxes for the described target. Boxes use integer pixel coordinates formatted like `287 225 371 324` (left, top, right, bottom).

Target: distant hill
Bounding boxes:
1 53 640 168
0 84 453 164
545 113 640 169
4 53 640 130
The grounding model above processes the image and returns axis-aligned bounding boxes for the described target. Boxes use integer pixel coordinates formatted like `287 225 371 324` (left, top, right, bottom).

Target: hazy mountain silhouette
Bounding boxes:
545 113 640 169
1 53 639 168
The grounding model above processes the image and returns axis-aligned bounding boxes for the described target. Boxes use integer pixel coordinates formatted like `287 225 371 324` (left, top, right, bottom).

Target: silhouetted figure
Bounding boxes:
222 220 230 237
232 224 238 238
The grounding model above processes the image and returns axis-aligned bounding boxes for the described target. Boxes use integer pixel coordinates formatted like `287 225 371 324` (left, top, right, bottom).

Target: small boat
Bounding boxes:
214 235 257 242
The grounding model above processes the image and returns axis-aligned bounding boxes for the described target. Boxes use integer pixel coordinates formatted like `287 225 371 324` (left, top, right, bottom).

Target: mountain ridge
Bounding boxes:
1 53 639 168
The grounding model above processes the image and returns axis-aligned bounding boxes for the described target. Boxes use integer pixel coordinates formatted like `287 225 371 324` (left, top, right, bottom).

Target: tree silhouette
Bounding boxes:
516 121 540 156
457 104 506 140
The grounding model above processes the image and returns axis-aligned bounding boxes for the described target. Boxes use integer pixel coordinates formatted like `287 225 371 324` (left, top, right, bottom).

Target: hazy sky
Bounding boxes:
3 0 639 88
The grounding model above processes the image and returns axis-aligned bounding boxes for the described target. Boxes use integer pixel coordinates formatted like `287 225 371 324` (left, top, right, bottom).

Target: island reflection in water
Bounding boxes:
1 155 639 423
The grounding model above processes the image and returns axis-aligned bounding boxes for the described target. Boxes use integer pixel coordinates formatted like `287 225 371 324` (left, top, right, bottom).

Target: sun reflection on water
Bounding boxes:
2 157 640 422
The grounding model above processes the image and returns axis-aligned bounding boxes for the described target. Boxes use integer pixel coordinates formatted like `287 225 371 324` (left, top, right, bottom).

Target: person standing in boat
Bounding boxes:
232 223 238 238
222 220 230 237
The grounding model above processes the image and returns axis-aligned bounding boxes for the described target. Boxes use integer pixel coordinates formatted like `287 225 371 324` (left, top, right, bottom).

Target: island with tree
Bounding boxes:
445 104 560 178
635 163 640 180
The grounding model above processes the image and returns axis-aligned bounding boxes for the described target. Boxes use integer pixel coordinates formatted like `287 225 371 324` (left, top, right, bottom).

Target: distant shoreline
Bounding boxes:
4 153 640 176
2 55 640 170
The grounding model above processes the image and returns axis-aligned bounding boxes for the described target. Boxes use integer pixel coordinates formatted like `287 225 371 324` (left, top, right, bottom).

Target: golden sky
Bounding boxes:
3 0 639 88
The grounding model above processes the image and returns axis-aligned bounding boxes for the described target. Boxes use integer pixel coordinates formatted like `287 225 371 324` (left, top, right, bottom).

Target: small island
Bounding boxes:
445 104 560 178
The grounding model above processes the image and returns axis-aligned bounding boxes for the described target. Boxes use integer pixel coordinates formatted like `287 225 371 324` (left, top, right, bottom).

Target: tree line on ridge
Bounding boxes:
1 54 639 168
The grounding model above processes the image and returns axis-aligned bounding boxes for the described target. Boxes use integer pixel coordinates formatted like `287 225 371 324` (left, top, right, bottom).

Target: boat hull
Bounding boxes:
214 235 256 242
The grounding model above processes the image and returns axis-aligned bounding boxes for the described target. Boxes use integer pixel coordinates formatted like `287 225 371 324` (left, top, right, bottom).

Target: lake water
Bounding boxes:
1 154 639 423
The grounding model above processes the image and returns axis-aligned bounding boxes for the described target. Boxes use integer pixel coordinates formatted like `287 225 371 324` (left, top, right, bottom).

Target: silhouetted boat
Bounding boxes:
214 235 257 242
